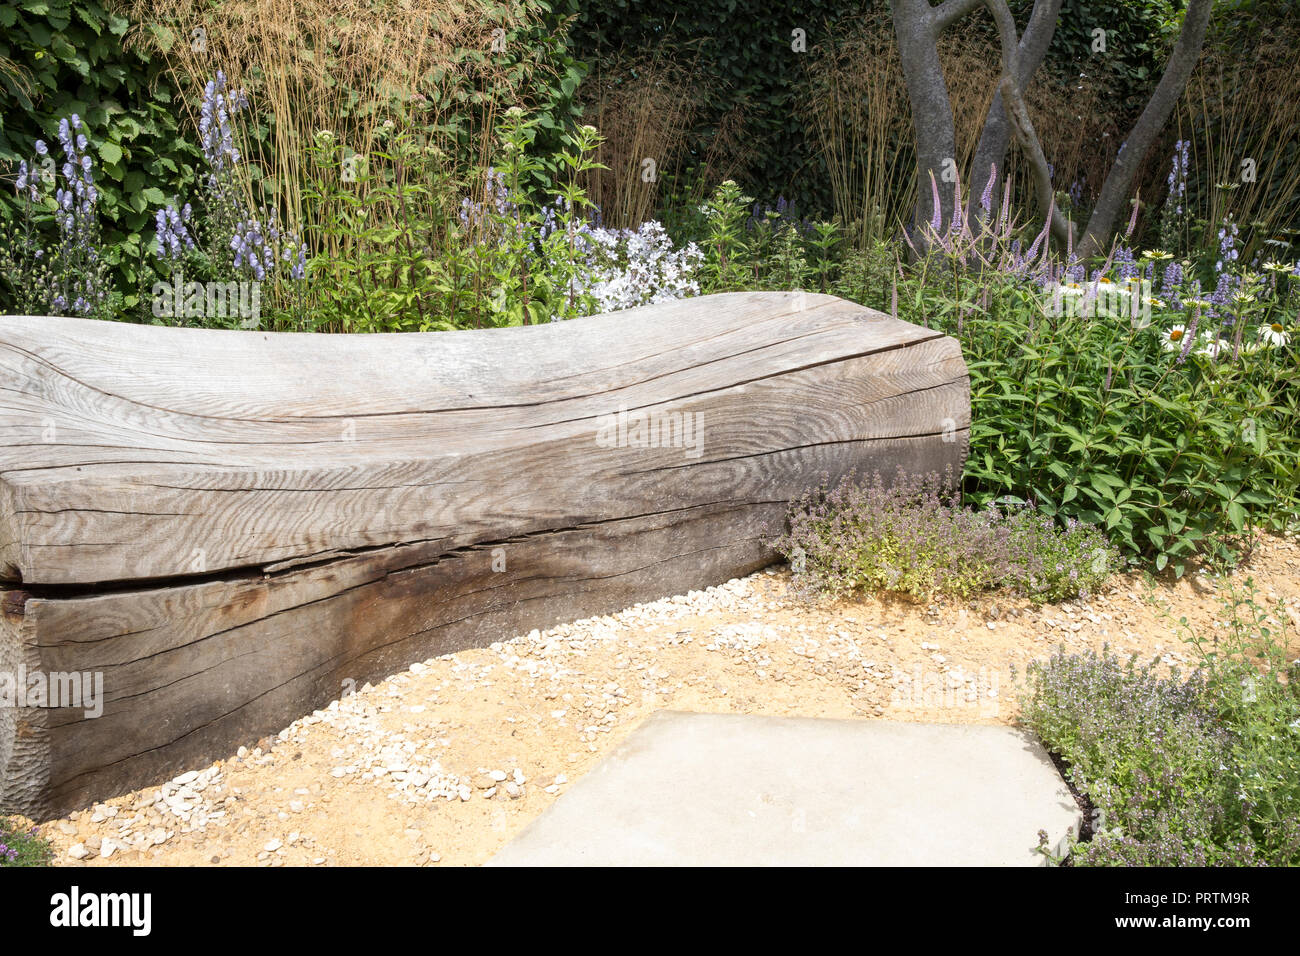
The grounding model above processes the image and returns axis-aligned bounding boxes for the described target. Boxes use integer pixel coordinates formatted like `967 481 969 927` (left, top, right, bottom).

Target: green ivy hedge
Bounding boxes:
0 0 202 313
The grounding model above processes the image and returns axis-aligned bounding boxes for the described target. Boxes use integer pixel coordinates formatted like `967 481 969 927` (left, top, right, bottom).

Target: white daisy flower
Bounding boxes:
1161 324 1188 351
1259 322 1291 348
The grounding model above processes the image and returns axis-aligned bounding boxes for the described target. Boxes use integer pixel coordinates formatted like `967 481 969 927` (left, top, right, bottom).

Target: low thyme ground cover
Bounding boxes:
773 470 1119 603
0 816 53 866
1023 581 1300 866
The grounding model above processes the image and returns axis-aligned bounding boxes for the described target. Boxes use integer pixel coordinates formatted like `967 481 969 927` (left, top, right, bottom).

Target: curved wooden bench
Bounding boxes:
0 291 969 817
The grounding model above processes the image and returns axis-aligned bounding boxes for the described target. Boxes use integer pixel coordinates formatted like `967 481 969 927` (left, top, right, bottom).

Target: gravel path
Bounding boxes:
35 534 1300 867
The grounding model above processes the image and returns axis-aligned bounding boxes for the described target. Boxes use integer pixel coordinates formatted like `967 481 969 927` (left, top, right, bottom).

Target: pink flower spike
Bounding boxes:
928 169 943 235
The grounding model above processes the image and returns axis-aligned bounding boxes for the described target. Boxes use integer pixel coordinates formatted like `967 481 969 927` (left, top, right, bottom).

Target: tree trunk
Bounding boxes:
986 0 1075 248
892 0 960 240
890 0 1215 258
965 0 1064 229
1077 0 1216 259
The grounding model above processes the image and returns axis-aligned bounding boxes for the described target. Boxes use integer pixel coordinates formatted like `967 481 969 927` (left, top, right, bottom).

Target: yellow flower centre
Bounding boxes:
1271 323 1285 333
1170 329 1184 341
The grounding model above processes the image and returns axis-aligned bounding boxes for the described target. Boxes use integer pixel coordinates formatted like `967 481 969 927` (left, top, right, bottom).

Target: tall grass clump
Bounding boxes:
126 0 585 328
576 48 700 230
801 14 1122 252
1171 7 1300 258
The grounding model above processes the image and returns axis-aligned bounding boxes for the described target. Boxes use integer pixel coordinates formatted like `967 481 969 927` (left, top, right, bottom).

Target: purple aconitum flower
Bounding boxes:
1210 217 1240 310
230 215 270 280
1114 245 1138 281
13 161 39 201
290 242 307 281
457 167 522 243
154 203 196 260
1167 140 1189 215
31 114 110 316
1216 216 1239 273
198 70 248 176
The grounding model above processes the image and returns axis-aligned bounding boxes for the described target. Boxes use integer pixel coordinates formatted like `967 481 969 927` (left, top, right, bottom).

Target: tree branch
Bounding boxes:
932 0 986 32
965 0 1063 227
984 0 1074 247
1076 0 1216 259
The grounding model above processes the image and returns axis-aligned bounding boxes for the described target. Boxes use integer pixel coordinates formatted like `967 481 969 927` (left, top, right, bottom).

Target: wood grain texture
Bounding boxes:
0 292 969 817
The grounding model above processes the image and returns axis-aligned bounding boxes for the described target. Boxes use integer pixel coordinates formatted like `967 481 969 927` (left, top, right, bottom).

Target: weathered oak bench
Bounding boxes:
0 291 969 818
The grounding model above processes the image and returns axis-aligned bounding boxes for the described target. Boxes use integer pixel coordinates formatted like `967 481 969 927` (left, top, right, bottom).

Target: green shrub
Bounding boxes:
772 469 1118 603
0 816 54 866
304 111 608 332
1023 579 1300 865
881 202 1300 575
0 0 200 314
693 179 842 294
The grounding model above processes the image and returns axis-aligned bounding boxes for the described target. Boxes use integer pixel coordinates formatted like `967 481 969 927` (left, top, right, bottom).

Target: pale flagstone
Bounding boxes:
488 711 1081 867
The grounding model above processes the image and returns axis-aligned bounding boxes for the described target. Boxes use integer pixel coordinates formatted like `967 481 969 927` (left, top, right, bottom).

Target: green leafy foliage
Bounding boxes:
886 229 1300 575
304 112 609 332
0 0 201 313
0 816 54 866
692 178 841 293
1023 579 1300 865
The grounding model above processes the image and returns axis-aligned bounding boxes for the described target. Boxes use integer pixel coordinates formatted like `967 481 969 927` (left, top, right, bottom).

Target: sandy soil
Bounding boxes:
24 533 1300 867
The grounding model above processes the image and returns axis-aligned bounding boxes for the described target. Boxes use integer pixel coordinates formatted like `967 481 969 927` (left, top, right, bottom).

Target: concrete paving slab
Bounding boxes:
488 711 1081 866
